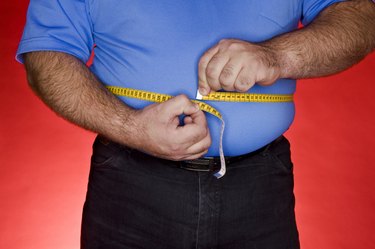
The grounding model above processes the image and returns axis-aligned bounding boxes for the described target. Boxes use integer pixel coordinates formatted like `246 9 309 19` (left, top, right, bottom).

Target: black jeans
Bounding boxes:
81 136 300 249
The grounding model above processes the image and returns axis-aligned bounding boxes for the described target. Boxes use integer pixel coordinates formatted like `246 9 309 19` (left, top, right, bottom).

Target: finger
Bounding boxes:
219 59 243 91
181 149 209 161
205 53 229 92
183 115 193 124
257 78 277 87
185 131 211 155
198 45 219 95
189 109 207 127
161 94 199 118
234 68 256 92
176 111 208 146
182 129 211 160
180 150 208 161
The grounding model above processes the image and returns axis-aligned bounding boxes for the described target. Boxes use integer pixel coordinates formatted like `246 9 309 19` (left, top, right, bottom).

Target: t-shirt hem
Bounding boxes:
302 0 347 26
16 37 90 64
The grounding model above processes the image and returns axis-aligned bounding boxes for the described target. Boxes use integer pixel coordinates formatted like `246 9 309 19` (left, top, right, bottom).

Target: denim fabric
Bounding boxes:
81 136 299 249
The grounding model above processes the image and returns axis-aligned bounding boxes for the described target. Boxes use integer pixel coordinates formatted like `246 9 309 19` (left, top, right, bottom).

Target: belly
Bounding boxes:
114 80 296 157
88 0 299 157
203 101 295 156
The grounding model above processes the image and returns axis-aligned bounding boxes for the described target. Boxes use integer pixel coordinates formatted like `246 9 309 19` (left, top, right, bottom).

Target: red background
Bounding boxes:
1 1 374 248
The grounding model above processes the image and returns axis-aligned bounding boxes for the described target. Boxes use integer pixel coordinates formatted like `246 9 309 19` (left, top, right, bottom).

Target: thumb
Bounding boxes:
162 94 200 118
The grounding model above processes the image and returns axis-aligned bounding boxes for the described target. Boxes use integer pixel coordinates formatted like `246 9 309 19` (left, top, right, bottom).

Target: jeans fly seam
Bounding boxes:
195 173 201 249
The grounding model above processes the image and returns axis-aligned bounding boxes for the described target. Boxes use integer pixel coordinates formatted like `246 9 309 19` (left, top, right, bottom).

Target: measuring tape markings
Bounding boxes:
196 91 294 103
106 86 293 178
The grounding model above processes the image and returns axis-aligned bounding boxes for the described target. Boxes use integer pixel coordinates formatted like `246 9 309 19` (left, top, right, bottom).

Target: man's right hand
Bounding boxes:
133 94 211 161
23 52 211 161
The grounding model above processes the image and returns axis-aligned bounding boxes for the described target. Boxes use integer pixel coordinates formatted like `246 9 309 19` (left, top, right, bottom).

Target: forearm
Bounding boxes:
23 51 210 160
264 0 375 79
24 51 142 148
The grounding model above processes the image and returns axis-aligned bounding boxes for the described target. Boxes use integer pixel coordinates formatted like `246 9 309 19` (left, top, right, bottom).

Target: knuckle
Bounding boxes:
206 66 218 79
228 42 243 50
210 54 223 63
219 78 232 87
211 84 222 91
235 86 249 92
222 65 234 78
219 38 229 45
198 57 209 68
237 76 251 85
235 80 251 92
222 84 235 91
219 66 235 83
177 94 190 103
198 80 207 88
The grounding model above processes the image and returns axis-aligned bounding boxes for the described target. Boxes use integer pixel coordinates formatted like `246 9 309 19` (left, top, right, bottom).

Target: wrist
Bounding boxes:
101 107 143 149
254 42 285 82
260 40 291 80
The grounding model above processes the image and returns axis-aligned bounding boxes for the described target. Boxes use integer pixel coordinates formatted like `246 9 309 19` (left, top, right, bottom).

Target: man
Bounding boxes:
17 0 375 248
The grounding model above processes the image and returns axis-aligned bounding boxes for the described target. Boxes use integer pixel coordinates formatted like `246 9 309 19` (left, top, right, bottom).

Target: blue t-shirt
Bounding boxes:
17 0 344 156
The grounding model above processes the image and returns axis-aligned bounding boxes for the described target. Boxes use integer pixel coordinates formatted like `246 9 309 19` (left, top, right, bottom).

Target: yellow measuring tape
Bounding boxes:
106 86 294 178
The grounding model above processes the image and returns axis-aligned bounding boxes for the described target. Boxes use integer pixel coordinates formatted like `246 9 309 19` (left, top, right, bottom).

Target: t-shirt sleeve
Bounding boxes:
16 0 94 63
302 0 347 26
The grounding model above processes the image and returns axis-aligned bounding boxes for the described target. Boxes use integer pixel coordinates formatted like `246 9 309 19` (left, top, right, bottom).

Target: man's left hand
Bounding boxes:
198 39 281 95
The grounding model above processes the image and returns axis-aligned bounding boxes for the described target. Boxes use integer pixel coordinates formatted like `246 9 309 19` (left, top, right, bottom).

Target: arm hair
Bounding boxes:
263 0 375 79
24 51 144 148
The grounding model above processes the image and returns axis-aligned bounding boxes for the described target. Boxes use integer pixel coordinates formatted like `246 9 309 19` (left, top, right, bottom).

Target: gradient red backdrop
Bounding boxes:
1 1 374 249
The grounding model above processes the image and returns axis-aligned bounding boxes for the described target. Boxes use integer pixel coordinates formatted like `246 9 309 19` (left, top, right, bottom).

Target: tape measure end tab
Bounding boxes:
196 90 203 100
214 171 224 179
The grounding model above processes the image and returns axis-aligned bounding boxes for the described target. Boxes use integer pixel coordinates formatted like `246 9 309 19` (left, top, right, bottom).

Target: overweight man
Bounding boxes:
17 0 375 248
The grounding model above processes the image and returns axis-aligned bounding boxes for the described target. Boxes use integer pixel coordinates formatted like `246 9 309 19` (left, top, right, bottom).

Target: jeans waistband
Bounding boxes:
180 136 285 172
95 135 286 172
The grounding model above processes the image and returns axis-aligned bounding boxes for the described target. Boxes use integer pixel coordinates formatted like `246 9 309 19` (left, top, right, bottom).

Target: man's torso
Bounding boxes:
89 0 301 156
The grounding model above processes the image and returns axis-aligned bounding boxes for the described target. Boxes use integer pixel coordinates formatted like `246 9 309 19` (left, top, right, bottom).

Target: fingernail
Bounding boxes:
199 87 208 96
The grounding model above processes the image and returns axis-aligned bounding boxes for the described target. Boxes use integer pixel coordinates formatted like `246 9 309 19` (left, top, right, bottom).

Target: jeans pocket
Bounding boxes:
268 149 294 174
91 136 126 168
